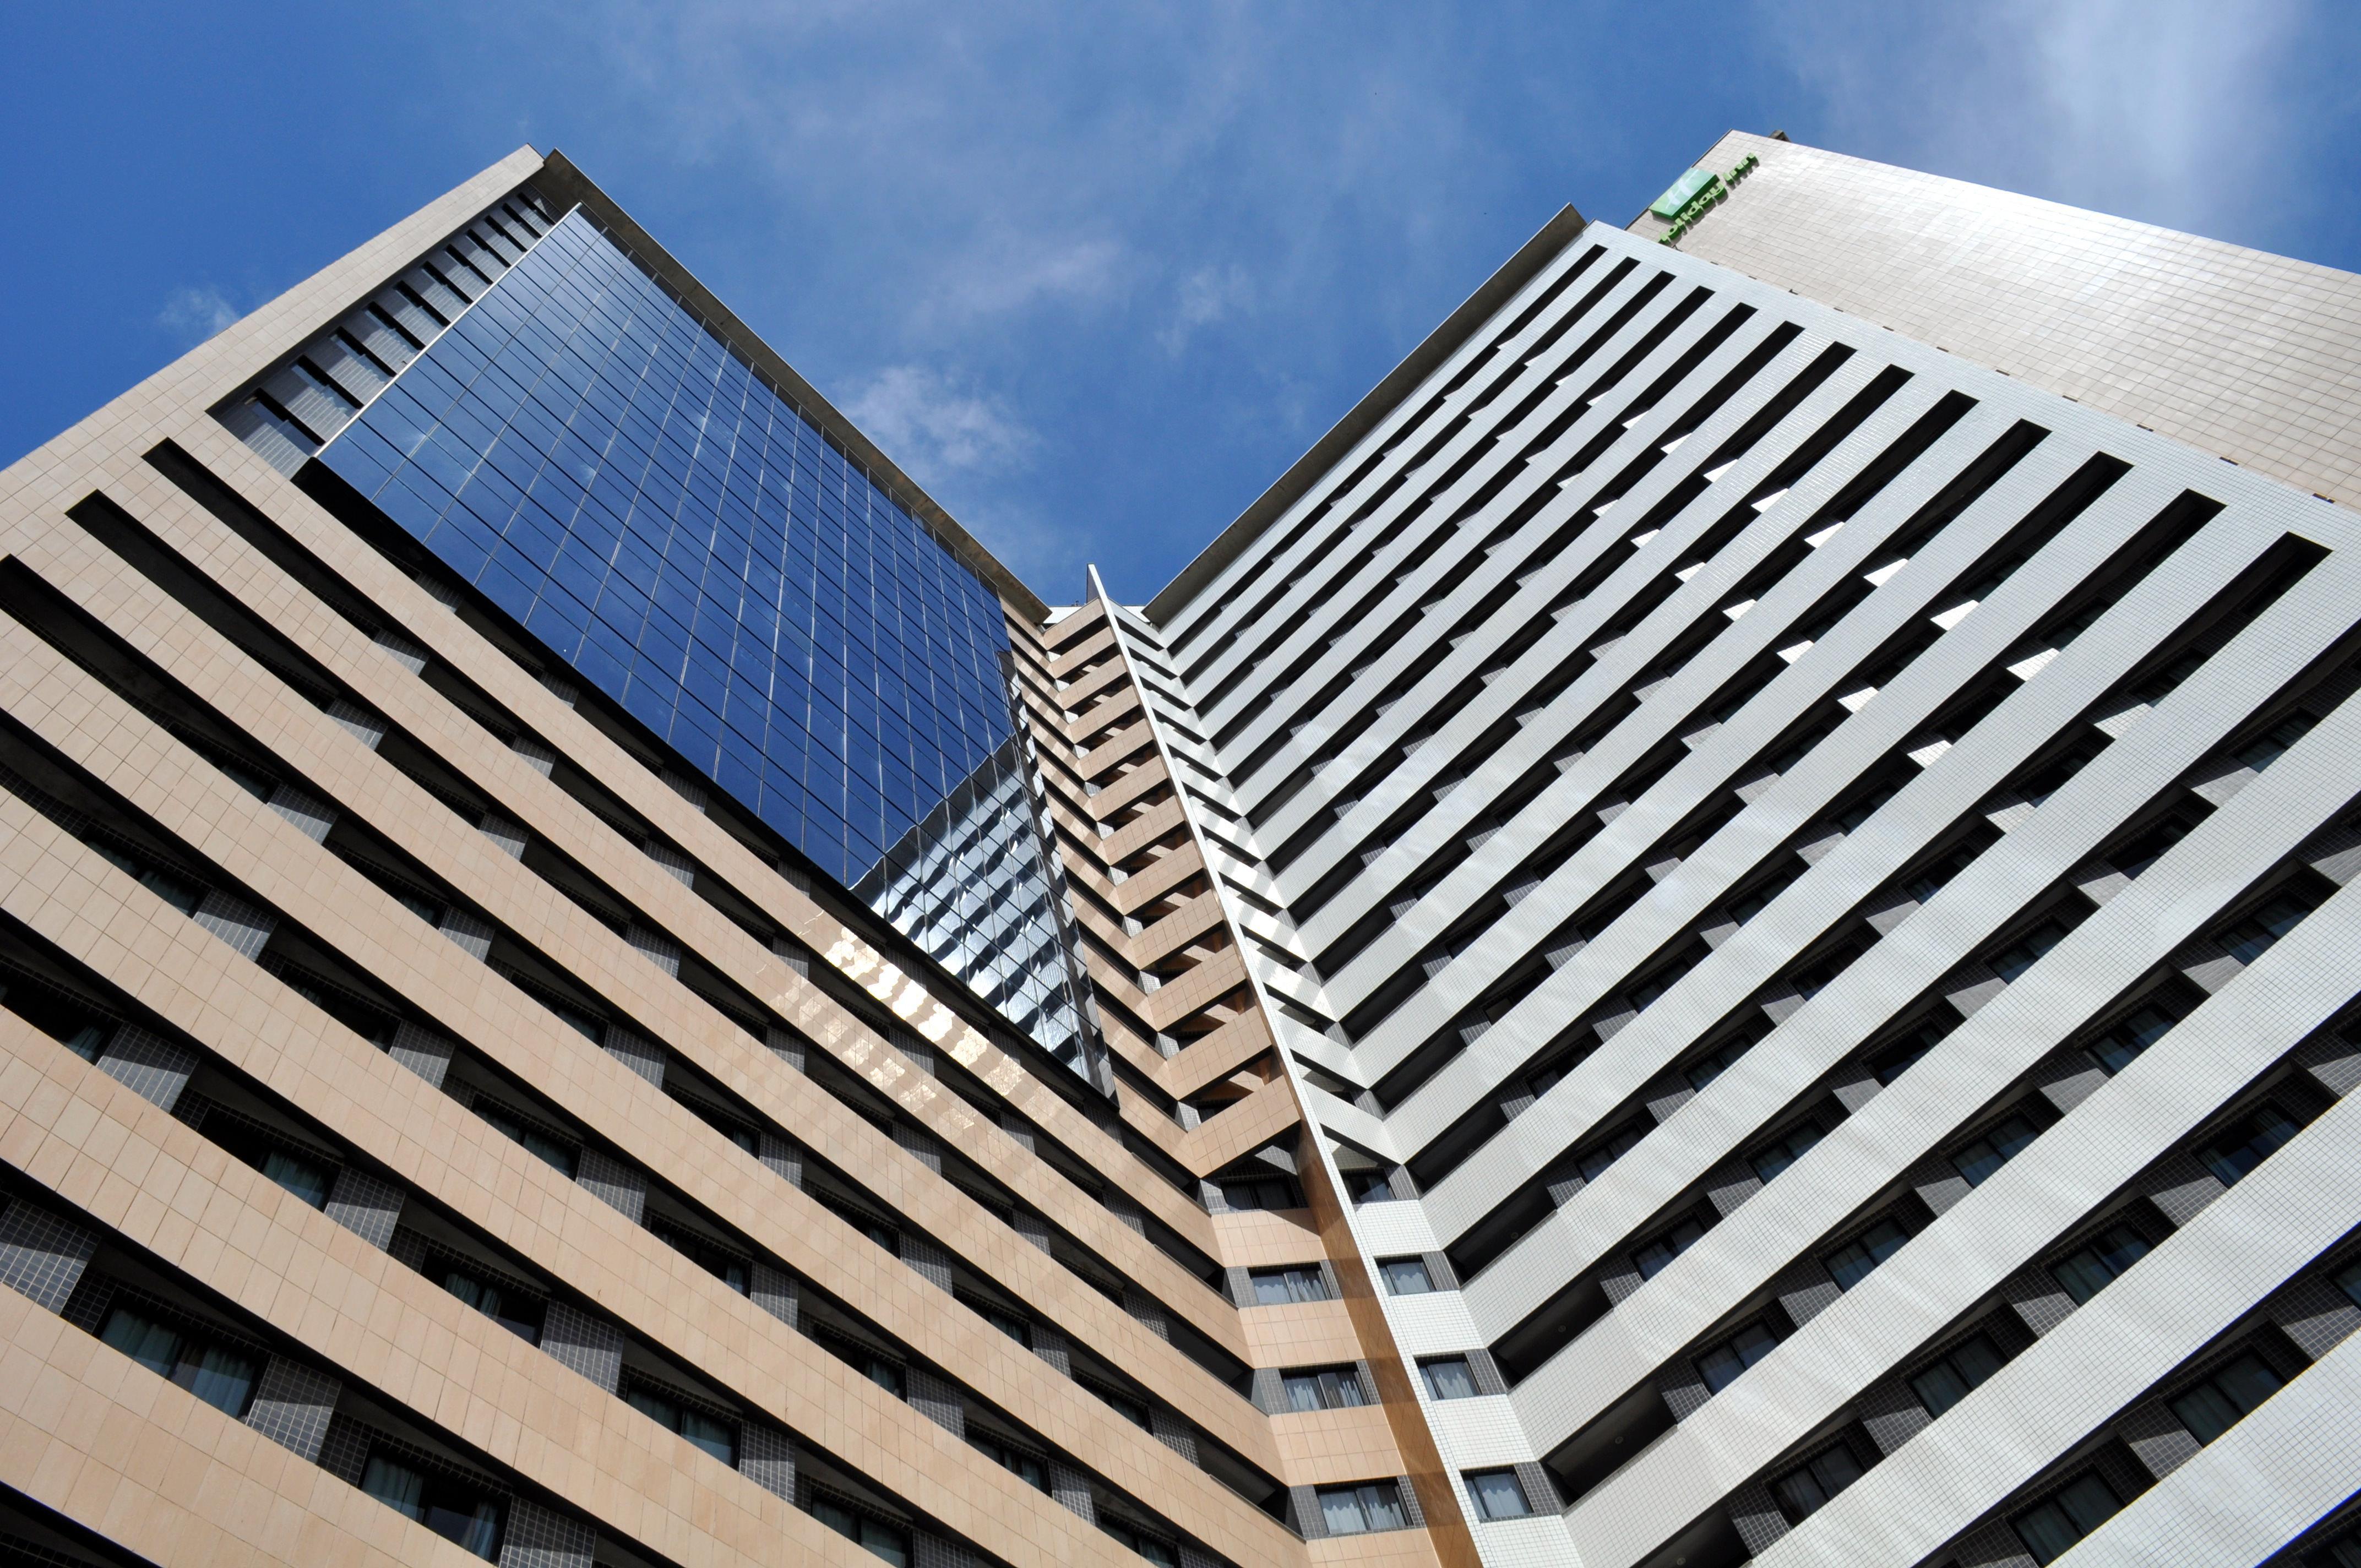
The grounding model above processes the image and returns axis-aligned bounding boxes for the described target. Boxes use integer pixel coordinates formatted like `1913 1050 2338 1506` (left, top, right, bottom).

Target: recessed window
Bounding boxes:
1379 1257 1434 1296
1421 1357 1480 1400
1316 1481 1408 1536
1696 1321 1781 1393
439 1266 543 1344
1824 1217 1912 1291
966 1431 1048 1491
624 1382 738 1467
1347 1167 1397 1204
1100 1518 1179 1567
1282 1365 1368 1412
1988 918 2070 982
958 1291 1031 1348
1219 1172 1305 1211
360 1450 505 1560
2169 1352 2283 1444
1870 1022 1950 1085
2336 1259 2361 1310
2085 1002 2182 1075
476 1101 579 1178
1252 1265 1334 1304
1952 1115 2040 1187
2010 1473 2120 1564
810 1495 912 1567
99 1304 260 1419
2050 1223 2150 1305
1910 1332 2006 1417
1751 1124 1824 1184
2222 888 2322 966
818 1331 906 1399
2196 1106 2300 1189
1633 1216 1708 1280
1771 1443 1863 1525
1467 1468 1533 1521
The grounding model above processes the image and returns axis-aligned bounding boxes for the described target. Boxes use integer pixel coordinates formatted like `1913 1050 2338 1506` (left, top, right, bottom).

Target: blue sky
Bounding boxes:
4 2 2357 603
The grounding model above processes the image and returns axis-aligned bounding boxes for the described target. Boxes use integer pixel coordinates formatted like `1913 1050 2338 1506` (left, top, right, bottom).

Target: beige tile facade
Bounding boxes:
1635 130 2361 513
0 144 1466 1568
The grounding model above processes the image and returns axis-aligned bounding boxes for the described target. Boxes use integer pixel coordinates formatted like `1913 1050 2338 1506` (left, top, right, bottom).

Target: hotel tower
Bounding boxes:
2 133 2359 1568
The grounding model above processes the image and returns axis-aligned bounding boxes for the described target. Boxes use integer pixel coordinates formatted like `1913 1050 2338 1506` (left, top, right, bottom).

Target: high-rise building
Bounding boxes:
1 133 2358 1568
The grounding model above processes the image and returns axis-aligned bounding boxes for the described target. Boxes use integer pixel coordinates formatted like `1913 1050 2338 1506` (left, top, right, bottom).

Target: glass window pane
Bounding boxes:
100 1307 183 1379
2170 1383 2245 1445
180 1344 259 1418
1423 1359 1479 1400
362 1455 428 1523
261 1150 333 1209
1469 1470 1531 1520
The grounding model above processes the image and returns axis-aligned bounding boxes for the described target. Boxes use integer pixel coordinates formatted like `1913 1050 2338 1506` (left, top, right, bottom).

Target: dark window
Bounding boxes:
2011 1473 2119 1564
1317 1481 1408 1535
2051 1224 2151 1305
89 840 204 916
439 1266 542 1344
1633 1216 1707 1280
1220 1173 1306 1211
1989 918 2070 982
1091 1382 1152 1429
821 1195 900 1253
650 1219 750 1295
1376 1259 1430 1297
1100 1518 1180 1567
2169 1352 2283 1444
1467 1468 1533 1520
360 1451 505 1560
2336 1260 2361 1310
476 1101 578 1178
1256 1265 1336 1304
624 1383 738 1466
810 1496 911 1566
1571 1123 1647 1185
1953 1115 2040 1187
959 1292 1031 1348
99 1303 260 1418
2235 714 2315 772
208 1119 335 1210
1825 1218 1912 1290
1910 1333 2006 1417
1751 1124 1824 1184
2196 1106 2300 1189
1870 1022 1949 1085
818 1331 906 1399
0 972 115 1061
966 1431 1048 1490
1421 1357 1480 1400
1771 1442 1863 1524
1282 1365 1368 1412
1347 1167 1397 1204
2222 890 2320 966
2086 1003 2181 1076
1696 1322 1780 1393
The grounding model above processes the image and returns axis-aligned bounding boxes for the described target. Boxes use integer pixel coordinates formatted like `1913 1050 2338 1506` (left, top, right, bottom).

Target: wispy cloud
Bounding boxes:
1757 0 2315 242
846 364 1038 481
157 284 240 346
1160 263 1254 355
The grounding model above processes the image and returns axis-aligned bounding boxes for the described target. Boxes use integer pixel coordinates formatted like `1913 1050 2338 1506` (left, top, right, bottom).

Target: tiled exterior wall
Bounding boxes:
1143 205 2361 1568
8 131 2361 1568
0 147 1460 1568
1634 130 2361 511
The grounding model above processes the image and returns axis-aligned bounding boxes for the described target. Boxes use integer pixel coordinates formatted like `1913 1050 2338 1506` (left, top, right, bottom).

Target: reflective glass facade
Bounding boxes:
314 209 1091 1069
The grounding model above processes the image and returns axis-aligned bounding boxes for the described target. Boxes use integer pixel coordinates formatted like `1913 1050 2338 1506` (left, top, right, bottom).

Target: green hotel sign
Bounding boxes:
1652 153 1761 245
1649 167 1720 220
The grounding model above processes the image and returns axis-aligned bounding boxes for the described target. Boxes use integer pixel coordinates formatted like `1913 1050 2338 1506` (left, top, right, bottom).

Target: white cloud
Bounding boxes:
157 284 240 346
1159 263 1254 354
1758 0 2314 241
845 364 1038 481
